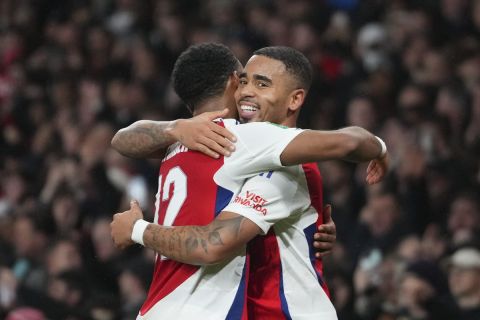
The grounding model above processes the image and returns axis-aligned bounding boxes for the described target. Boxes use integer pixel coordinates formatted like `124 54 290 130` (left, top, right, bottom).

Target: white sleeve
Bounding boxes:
223 170 304 234
225 122 304 177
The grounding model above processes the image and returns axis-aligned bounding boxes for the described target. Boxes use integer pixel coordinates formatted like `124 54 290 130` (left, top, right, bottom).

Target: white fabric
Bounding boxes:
139 256 246 320
141 119 304 319
131 219 149 245
224 165 338 319
375 136 387 157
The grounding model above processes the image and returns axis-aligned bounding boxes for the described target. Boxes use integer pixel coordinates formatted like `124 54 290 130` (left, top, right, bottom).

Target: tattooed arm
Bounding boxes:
144 211 260 265
111 120 177 158
111 201 261 265
111 109 236 159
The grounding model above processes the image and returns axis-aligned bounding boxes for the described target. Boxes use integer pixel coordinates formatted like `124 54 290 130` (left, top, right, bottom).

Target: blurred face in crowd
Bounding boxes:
92 218 118 262
449 265 480 299
363 194 399 237
52 193 79 233
46 240 82 275
235 55 304 125
13 216 46 258
346 97 377 132
398 273 434 312
447 196 480 235
398 85 427 125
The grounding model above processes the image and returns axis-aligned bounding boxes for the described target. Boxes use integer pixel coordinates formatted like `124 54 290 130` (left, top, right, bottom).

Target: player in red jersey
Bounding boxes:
111 43 388 319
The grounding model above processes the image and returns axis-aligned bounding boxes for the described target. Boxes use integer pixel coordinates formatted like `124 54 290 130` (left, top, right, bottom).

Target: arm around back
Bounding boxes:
280 126 382 166
111 200 262 265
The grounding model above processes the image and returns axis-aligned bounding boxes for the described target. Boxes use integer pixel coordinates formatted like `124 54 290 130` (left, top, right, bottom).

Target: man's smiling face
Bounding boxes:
235 55 296 124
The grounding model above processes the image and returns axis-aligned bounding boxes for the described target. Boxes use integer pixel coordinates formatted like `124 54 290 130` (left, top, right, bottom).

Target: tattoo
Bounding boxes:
185 237 198 253
200 239 208 253
208 231 223 245
143 216 247 264
112 121 173 158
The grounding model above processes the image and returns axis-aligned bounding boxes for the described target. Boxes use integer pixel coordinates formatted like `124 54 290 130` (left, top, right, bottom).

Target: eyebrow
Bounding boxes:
238 72 272 84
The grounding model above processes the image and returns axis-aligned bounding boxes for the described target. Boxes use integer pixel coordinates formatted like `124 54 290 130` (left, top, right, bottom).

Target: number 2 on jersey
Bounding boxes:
154 166 187 226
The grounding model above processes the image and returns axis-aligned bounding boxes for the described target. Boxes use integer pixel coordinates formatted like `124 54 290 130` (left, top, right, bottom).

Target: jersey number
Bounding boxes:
155 166 187 226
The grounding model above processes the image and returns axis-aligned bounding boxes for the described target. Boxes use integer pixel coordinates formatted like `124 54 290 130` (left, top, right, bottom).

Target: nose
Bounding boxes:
237 81 255 100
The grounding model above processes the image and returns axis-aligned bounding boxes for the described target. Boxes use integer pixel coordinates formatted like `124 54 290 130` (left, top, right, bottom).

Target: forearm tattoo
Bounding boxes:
114 122 172 157
143 216 245 264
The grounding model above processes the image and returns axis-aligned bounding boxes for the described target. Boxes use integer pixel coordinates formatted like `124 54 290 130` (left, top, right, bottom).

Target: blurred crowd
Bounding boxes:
1 0 480 319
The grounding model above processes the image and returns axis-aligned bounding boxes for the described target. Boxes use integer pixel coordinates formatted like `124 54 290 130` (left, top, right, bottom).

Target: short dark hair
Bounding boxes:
172 43 240 111
253 46 312 91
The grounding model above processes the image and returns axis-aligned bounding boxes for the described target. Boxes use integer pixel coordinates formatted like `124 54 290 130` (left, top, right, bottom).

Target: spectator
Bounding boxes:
447 247 480 320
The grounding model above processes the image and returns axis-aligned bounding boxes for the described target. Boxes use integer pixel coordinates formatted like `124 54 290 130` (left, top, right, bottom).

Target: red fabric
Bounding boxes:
140 142 225 314
247 229 286 320
301 163 330 298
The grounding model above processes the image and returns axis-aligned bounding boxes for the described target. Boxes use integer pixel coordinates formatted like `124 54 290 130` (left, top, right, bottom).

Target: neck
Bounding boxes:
193 95 236 118
281 111 298 128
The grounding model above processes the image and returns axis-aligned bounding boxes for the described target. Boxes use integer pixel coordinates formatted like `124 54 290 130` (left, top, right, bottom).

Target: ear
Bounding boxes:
288 89 306 112
228 71 240 89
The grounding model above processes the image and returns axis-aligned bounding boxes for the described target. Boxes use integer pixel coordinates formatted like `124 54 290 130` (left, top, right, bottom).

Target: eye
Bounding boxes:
257 81 268 88
239 78 247 85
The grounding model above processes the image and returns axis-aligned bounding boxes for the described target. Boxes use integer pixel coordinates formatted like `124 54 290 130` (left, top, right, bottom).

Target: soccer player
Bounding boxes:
111 43 388 319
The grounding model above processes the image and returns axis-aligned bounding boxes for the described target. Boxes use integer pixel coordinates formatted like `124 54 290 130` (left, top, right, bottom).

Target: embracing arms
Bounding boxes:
112 114 388 184
111 109 237 159
280 126 388 185
111 201 261 265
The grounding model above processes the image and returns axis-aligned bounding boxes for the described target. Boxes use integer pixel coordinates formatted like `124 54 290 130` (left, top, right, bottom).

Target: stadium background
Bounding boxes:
1 0 479 319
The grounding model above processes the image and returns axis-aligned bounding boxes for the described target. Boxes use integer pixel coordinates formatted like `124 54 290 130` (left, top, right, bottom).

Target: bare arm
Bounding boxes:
281 126 388 185
111 109 237 159
280 126 381 165
143 211 261 265
111 120 176 158
111 201 261 265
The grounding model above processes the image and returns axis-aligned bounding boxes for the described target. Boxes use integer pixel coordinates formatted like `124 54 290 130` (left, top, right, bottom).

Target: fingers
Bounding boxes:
317 224 336 235
196 144 220 159
314 241 334 250
193 124 236 158
130 199 140 209
366 160 376 175
366 155 389 185
366 160 382 185
194 129 235 159
313 232 336 243
315 251 331 258
209 122 237 143
205 126 236 151
205 108 229 120
196 135 229 158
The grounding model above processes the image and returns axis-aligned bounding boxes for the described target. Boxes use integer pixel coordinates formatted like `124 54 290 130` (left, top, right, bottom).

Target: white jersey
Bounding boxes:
224 163 337 319
138 119 303 320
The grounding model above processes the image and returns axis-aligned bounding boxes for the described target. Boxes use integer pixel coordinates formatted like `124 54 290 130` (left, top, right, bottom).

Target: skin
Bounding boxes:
236 55 304 127
112 108 237 159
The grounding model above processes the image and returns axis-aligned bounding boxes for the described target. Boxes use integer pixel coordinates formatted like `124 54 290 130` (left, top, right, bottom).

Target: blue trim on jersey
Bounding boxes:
279 265 292 320
304 224 325 287
225 263 247 320
215 186 234 216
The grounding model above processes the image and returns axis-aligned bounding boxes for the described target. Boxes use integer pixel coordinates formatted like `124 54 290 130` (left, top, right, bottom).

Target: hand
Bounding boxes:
171 108 237 159
313 204 336 258
366 153 389 185
111 200 144 249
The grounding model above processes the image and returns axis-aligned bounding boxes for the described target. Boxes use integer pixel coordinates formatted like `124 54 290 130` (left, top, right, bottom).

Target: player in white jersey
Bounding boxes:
111 44 388 319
